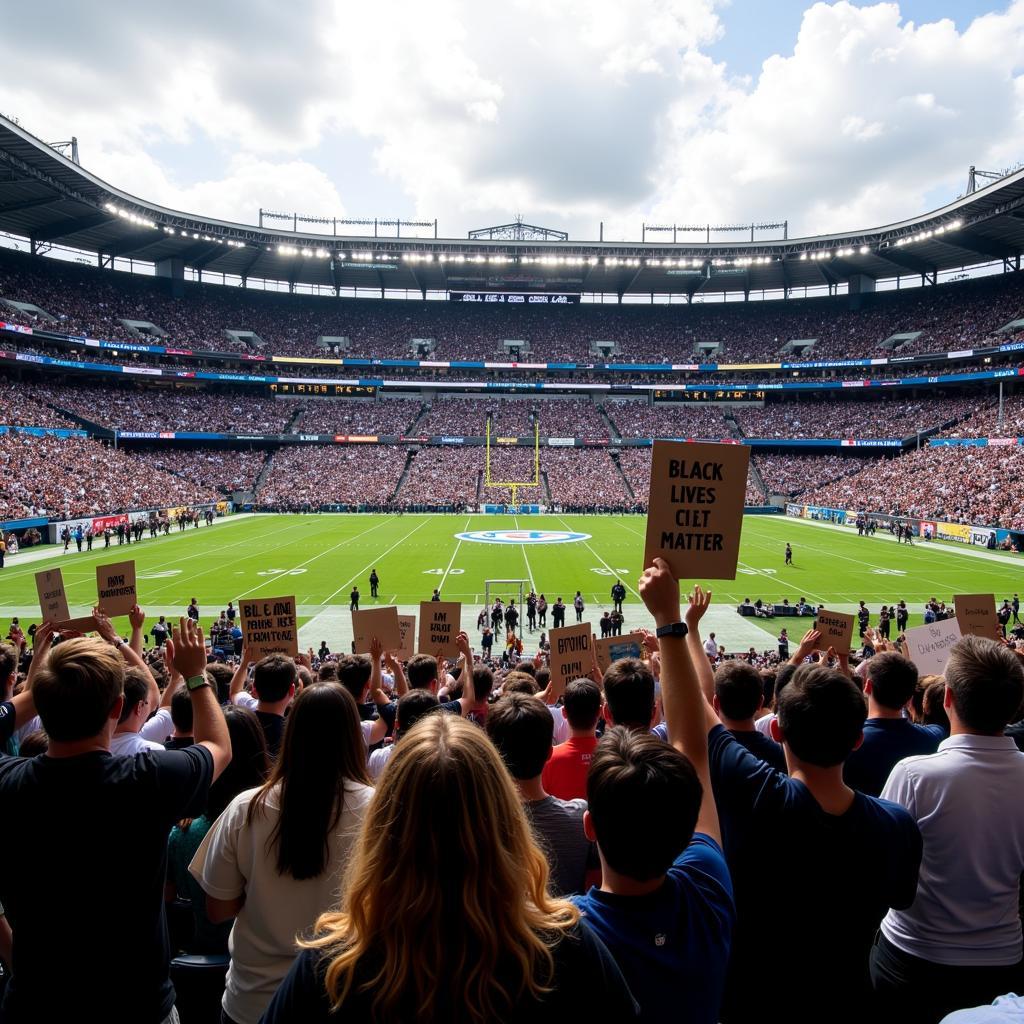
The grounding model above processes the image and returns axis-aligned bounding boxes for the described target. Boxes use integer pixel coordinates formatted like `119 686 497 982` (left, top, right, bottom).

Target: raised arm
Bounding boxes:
639 558 720 844
683 584 717 711
790 628 821 666
128 604 146 658
454 631 477 716
229 649 253 704
94 607 160 710
168 617 231 780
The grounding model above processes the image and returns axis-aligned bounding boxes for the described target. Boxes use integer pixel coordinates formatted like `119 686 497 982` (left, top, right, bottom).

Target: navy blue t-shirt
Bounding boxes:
573 834 734 1024
842 717 946 796
726 728 787 774
708 725 921 1023
0 701 15 746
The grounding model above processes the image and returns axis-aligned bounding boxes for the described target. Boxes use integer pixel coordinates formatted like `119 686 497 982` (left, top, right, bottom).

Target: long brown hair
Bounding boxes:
246 683 370 880
303 714 579 1023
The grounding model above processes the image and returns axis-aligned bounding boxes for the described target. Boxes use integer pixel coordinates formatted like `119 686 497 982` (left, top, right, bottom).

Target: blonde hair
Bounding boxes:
33 637 124 742
303 713 579 1023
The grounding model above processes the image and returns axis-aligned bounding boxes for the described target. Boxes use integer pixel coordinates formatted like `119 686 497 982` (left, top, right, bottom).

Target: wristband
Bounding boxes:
655 621 689 639
186 674 210 692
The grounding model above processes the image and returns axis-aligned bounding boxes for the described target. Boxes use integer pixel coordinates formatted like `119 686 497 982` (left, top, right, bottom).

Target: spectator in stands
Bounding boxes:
366 689 440 781
260 713 637 1023
230 652 296 758
602 657 657 733
872 636 1024 1022
842 652 946 796
711 660 787 774
542 678 602 801
487 691 595 896
190 683 373 1024
574 558 733 1024
166 705 269 954
0 616 230 1024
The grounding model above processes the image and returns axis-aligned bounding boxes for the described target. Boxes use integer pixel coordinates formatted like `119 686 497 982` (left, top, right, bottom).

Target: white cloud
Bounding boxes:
0 1 1022 241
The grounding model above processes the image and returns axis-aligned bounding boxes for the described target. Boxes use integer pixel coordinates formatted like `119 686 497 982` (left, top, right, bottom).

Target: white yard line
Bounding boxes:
513 515 537 592
439 517 472 594
556 515 642 599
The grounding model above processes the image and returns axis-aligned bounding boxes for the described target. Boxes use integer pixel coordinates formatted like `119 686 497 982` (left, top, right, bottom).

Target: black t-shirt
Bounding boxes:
260 921 638 1024
708 725 921 1023
726 728 787 774
164 736 195 751
255 710 285 759
0 702 15 748
0 746 213 1024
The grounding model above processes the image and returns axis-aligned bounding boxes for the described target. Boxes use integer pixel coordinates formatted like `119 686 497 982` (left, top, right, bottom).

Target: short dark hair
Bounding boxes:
317 663 339 682
502 671 539 696
472 665 494 702
118 667 151 725
602 658 655 731
335 655 372 704
32 637 124 742
776 664 867 768
252 654 297 703
170 688 194 734
866 652 918 710
944 635 1024 735
714 661 764 720
771 662 798 710
396 690 440 736
204 662 233 705
562 678 602 731
486 692 554 780
17 729 48 757
588 726 701 881
0 643 18 684
406 653 438 690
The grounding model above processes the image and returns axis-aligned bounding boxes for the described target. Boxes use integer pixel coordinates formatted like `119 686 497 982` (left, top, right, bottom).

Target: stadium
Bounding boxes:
2 6 1024 1019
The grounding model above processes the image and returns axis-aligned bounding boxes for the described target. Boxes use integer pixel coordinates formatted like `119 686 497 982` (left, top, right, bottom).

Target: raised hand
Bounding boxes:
685 585 712 629
639 557 682 627
169 616 207 680
128 604 146 630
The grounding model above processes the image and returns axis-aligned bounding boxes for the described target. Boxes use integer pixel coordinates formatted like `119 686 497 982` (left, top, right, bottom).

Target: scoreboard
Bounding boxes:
653 389 767 402
267 383 377 397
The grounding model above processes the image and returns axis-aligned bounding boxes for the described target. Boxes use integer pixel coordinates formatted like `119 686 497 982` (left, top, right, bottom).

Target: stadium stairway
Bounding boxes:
282 404 305 433
43 401 110 437
390 450 416 502
251 451 277 495
610 452 635 501
725 411 745 439
747 457 768 500
404 403 430 434
598 403 621 438
541 470 553 503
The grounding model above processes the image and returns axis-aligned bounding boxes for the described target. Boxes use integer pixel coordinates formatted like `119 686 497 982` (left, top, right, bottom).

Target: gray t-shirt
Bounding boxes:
525 795 595 896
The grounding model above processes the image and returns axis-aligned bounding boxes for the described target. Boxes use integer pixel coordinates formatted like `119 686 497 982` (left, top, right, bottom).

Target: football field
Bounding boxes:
2 512 1021 653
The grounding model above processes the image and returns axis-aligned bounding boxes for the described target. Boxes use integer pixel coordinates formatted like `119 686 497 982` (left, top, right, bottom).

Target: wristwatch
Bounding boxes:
655 621 689 639
185 674 211 692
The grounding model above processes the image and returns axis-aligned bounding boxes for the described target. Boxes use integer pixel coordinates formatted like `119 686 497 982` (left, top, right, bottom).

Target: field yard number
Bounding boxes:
424 568 464 575
591 567 630 576
257 568 308 576
738 568 776 575
871 569 907 576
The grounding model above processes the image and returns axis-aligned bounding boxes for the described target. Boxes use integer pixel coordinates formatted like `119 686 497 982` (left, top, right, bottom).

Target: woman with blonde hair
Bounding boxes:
261 714 637 1024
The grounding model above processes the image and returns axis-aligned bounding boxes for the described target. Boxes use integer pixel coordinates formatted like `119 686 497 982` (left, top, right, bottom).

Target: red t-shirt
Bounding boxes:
542 735 599 802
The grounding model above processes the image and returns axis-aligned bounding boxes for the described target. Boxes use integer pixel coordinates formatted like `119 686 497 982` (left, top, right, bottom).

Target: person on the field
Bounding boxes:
858 601 870 638
573 592 585 623
350 587 360 612
879 605 891 640
85 526 93 551
505 602 519 634
187 598 200 622
777 628 789 660
611 581 626 614
537 594 548 628
368 569 379 599
431 588 441 602
599 611 612 639
785 543 792 566
527 591 538 631
491 600 504 632
552 598 566 629
610 609 623 636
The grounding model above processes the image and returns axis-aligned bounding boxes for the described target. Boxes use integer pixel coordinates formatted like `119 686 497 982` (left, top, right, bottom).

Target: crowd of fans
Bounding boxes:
0 383 79 430
543 448 632 508
753 453 865 497
808 444 1024 528
0 433 215 519
3 246 1023 365
396 446 480 506
294 397 422 436
606 401 731 439
939 395 1024 438
128 448 269 495
255 445 407 508
5 559 1024 1023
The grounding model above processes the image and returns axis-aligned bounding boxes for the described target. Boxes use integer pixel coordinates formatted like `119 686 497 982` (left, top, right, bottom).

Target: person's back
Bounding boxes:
843 652 945 796
873 635 1024 1023
710 663 921 1023
542 678 601 802
0 623 227 1024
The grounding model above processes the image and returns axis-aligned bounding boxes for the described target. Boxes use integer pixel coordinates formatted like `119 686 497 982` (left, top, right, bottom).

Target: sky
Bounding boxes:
1 1 1022 244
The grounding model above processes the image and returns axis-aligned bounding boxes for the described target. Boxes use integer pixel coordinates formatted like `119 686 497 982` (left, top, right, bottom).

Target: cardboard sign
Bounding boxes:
36 568 70 624
644 440 750 580
58 616 99 634
352 606 401 654
954 594 997 639
95 560 137 616
594 632 645 673
549 622 596 698
396 614 417 661
903 619 962 676
419 601 461 658
240 596 299 659
812 609 856 653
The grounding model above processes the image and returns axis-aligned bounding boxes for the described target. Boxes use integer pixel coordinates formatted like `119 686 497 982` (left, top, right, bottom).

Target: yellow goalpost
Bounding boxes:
484 416 540 508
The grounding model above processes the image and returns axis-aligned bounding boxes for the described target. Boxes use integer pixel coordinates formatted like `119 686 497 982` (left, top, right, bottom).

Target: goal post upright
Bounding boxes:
484 578 528 638
485 417 541 511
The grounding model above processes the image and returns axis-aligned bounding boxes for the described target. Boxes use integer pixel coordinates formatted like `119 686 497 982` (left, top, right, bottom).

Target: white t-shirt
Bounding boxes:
754 713 776 738
139 708 172 744
109 731 164 757
368 744 394 781
704 638 718 657
549 704 569 745
190 780 373 1024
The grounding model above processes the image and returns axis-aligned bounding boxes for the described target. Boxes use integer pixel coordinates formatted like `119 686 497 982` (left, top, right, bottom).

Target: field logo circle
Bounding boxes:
455 529 591 545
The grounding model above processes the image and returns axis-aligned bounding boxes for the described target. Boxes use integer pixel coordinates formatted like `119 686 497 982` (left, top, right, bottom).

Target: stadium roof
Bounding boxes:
1 113 1023 297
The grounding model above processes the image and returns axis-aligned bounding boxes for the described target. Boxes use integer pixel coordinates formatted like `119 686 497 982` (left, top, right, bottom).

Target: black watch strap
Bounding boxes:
655 621 689 639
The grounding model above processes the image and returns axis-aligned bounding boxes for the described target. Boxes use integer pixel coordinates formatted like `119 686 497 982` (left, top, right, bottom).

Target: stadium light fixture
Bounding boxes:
859 245 869 254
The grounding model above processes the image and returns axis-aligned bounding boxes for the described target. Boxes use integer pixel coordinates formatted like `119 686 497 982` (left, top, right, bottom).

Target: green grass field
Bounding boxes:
2 512 1021 651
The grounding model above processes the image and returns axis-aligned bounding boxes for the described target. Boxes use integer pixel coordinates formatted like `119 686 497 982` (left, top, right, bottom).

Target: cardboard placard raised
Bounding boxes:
396 614 417 661
903 619 962 676
95 560 137 617
549 622 596 699
241 596 299 659
644 440 750 580
812 609 856 653
36 568 70 624
352 606 401 655
954 594 997 639
594 632 645 673
418 601 461 658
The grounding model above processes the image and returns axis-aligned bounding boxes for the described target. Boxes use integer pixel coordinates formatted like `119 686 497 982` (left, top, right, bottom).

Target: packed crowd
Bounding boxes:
256 445 407 508
939 395 1024 438
395 446 480 506
4 558 1024 1024
733 395 990 440
808 444 1024 528
294 397 422 436
753 453 865 497
0 384 79 430
0 433 215 520
3 246 1023 365
542 448 632 508
128 448 269 495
